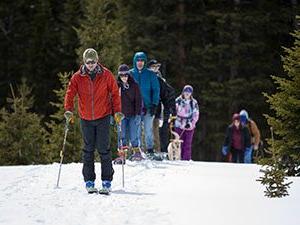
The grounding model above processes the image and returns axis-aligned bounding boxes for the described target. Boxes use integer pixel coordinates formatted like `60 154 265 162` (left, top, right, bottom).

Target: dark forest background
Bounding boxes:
0 0 299 165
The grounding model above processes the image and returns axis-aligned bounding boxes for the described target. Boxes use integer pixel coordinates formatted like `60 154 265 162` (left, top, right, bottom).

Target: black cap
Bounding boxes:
148 59 161 67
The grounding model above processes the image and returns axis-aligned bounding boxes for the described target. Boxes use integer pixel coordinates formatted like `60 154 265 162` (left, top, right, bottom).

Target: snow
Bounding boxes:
0 161 299 225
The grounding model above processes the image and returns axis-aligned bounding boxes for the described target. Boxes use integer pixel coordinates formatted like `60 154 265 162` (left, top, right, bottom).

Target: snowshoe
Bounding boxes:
129 152 145 161
128 147 145 161
85 181 98 194
146 152 164 161
99 180 111 195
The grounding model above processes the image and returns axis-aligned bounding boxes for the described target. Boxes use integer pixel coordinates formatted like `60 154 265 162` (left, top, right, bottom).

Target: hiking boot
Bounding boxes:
102 180 112 191
85 181 98 194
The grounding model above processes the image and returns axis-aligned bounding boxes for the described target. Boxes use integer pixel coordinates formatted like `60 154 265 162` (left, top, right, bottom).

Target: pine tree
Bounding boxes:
59 0 84 71
45 72 82 163
76 0 124 72
0 80 46 165
264 29 300 174
258 28 300 197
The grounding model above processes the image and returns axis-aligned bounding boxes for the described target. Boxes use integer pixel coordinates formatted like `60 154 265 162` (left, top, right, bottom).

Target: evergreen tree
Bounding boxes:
45 72 82 163
0 80 46 165
264 29 300 175
76 0 124 72
257 28 300 198
59 0 84 71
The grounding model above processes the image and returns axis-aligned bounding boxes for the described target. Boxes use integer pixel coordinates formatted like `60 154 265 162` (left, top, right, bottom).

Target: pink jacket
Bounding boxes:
174 96 199 130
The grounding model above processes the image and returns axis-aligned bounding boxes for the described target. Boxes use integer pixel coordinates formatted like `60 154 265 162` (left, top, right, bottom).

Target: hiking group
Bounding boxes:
63 48 260 193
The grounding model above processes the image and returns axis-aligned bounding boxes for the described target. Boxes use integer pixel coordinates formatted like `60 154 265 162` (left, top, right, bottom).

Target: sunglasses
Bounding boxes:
119 74 129 77
85 60 96 65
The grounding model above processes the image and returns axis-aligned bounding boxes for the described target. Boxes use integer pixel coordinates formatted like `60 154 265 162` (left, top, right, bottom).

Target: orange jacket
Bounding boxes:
248 119 261 147
64 64 121 120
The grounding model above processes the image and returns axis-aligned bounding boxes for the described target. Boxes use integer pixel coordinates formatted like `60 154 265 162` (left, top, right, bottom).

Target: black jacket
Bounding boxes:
155 74 176 120
118 75 142 117
223 124 251 151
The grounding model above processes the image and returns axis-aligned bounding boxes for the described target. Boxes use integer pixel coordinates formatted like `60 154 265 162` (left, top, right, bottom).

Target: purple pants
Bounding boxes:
174 127 195 160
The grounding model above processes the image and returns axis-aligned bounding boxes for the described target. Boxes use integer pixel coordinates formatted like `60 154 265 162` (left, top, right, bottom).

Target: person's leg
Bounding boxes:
95 115 114 182
239 150 245 163
144 112 155 152
181 129 195 160
129 115 141 148
153 118 161 152
244 146 253 163
80 119 96 182
159 120 169 153
231 148 238 163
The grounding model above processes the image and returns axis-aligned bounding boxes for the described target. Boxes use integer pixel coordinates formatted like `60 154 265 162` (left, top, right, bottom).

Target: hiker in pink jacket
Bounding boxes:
174 85 199 160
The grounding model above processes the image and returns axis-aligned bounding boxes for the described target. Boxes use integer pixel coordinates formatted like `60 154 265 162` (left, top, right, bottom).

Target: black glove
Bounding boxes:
149 105 157 116
185 123 191 129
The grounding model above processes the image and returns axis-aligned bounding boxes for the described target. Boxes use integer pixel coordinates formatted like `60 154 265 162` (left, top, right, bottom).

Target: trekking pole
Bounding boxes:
56 111 73 188
115 113 125 188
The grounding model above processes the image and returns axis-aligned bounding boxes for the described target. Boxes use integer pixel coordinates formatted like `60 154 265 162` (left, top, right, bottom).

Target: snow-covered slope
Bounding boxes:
0 161 299 225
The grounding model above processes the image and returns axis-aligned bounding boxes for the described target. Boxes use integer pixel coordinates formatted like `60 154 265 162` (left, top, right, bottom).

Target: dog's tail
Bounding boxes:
171 130 180 140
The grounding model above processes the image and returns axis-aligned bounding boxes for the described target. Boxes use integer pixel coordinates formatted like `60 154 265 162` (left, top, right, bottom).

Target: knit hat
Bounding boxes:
118 64 130 76
182 85 193 94
83 48 99 63
148 59 161 68
232 113 240 122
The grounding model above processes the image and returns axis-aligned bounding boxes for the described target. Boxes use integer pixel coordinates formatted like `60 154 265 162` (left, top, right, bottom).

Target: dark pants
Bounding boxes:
80 115 114 182
231 148 244 163
159 120 169 153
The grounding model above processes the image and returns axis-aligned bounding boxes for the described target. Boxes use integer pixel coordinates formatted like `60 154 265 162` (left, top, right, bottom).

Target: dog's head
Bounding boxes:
170 139 183 149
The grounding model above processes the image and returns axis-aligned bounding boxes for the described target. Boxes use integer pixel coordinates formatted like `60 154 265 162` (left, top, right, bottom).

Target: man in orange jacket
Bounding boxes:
64 48 122 193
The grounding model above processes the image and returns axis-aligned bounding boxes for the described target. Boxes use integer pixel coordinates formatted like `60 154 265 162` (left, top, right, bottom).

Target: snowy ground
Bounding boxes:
0 161 299 225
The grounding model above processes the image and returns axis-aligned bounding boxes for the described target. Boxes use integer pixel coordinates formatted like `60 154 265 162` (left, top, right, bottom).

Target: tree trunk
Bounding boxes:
176 1 186 86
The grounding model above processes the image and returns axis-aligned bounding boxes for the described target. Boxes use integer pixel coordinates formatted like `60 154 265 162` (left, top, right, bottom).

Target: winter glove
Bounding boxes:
64 111 74 123
149 105 157 116
244 147 252 163
169 115 177 124
114 112 124 125
221 146 229 156
185 123 191 129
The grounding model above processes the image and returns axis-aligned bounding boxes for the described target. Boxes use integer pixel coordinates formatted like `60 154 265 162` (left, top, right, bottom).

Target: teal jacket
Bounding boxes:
130 52 160 109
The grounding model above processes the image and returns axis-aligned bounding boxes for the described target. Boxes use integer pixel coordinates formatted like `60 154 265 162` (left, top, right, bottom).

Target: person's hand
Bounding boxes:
185 123 191 129
64 111 74 123
114 112 124 124
169 114 177 124
222 146 228 156
253 145 259 151
149 105 157 116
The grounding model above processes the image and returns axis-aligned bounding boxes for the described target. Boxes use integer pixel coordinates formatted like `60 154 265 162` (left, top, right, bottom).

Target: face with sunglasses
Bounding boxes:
85 59 98 71
149 64 161 73
119 72 129 83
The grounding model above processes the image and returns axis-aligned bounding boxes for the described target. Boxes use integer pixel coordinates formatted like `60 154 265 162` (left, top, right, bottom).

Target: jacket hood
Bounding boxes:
133 52 147 71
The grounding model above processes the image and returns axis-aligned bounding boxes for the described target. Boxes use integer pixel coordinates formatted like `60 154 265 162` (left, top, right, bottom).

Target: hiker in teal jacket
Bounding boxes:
130 52 160 154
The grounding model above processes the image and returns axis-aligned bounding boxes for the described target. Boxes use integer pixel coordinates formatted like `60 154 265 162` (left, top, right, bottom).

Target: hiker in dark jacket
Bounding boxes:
221 113 251 163
148 59 176 154
117 64 142 152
